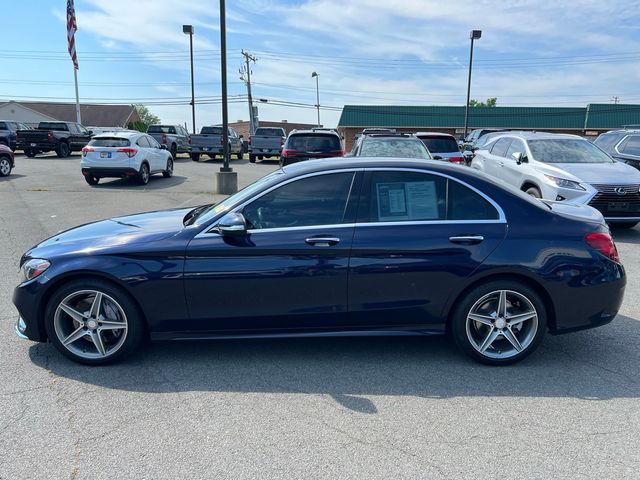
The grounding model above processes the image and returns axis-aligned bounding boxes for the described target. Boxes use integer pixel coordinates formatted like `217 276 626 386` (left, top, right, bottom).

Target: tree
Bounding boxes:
468 97 497 107
129 105 161 131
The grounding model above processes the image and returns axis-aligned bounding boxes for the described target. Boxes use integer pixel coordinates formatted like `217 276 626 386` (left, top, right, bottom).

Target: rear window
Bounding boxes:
418 136 459 153
360 138 430 159
528 138 614 163
38 122 68 131
286 134 341 152
200 126 223 135
0 122 6 129
147 125 175 134
89 137 130 147
255 128 285 136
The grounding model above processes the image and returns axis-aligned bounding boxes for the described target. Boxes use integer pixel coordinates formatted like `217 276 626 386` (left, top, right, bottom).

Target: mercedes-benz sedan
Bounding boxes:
13 159 625 366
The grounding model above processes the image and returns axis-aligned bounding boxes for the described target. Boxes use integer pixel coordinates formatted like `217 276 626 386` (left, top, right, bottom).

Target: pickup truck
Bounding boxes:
0 120 30 151
190 126 244 162
147 124 191 159
249 127 286 163
17 121 93 158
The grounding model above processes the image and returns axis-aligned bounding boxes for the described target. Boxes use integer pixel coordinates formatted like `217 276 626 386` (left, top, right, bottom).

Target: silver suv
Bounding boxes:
471 131 640 228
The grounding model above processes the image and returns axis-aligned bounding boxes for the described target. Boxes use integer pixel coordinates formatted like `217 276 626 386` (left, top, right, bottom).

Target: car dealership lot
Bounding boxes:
2 154 640 479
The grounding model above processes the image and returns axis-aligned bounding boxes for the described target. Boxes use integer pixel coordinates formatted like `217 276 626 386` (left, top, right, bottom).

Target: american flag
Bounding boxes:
66 0 78 69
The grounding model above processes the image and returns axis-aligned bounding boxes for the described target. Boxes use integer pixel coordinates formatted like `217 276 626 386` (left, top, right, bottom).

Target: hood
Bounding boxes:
27 208 192 259
535 161 640 184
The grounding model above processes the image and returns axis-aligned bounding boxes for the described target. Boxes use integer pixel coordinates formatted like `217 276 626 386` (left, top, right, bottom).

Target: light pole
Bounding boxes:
182 24 196 134
215 0 237 194
463 29 482 141
312 71 320 127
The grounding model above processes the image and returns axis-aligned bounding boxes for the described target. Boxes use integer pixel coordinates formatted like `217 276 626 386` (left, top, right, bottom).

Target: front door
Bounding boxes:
348 169 507 330
183 170 362 333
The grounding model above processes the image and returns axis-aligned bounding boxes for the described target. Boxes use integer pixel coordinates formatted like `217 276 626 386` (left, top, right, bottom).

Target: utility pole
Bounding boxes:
240 50 258 136
612 96 620 104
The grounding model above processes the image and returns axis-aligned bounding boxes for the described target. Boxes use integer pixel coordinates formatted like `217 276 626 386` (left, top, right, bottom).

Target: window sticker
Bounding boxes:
376 181 438 221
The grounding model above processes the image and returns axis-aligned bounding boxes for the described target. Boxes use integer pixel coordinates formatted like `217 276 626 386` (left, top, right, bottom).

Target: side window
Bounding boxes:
621 136 640 157
490 138 512 158
362 171 499 222
169 126 177 134
242 172 356 230
68 123 79 134
147 135 160 148
77 125 88 134
505 139 526 160
137 136 150 148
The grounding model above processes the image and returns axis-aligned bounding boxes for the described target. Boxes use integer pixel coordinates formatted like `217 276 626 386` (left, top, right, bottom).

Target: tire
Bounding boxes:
0 156 12 176
162 158 174 178
236 149 244 160
611 222 638 229
24 149 37 158
249 154 256 163
524 186 542 198
191 153 200 162
170 144 177 160
56 142 70 158
451 280 547 365
44 278 145 365
84 175 99 186
137 163 150 185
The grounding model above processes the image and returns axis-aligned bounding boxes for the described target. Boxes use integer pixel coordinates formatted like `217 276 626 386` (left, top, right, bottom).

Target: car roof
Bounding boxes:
288 129 340 136
414 132 456 138
93 131 142 139
489 131 584 141
601 129 640 135
282 157 466 177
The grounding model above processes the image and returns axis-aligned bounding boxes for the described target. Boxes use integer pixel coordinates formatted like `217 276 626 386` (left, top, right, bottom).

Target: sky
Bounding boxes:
2 0 640 129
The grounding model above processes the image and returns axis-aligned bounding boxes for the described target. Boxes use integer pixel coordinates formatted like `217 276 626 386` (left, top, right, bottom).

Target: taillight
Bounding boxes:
162 133 167 144
117 147 138 158
47 131 53 141
584 232 620 262
448 156 465 164
281 149 291 156
188 135 192 145
81 146 94 157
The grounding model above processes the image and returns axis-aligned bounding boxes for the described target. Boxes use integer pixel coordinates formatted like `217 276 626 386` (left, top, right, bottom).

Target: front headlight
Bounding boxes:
20 259 50 283
544 175 585 191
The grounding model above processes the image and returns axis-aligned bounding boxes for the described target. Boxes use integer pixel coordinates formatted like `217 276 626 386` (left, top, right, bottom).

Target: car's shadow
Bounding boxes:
611 226 640 245
91 175 187 190
29 315 640 413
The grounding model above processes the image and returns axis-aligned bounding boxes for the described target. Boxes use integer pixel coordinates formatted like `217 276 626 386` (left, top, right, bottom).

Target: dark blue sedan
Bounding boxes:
13 158 625 365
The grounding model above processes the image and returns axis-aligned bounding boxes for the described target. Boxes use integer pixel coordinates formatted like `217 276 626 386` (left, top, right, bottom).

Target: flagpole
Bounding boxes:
73 67 81 124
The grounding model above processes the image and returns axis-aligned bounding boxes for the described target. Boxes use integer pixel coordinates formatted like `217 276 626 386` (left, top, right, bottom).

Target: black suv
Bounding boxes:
594 130 640 170
280 129 344 166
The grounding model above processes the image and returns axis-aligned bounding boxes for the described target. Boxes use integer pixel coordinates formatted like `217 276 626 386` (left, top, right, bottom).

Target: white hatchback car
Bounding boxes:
471 131 640 228
81 131 173 186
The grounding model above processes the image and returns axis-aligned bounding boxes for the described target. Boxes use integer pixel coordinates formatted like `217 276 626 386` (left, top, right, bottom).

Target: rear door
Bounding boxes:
182 170 362 333
501 138 528 187
348 169 507 329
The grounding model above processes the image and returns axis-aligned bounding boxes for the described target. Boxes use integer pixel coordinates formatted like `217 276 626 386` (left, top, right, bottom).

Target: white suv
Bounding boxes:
471 131 640 228
81 131 173 186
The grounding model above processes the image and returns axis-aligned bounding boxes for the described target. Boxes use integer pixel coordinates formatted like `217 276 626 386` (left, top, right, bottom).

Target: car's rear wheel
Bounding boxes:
24 149 37 158
249 154 256 163
44 279 145 365
451 281 547 365
84 175 99 186
611 222 638 229
56 142 70 158
191 153 200 162
525 186 542 198
0 156 12 176
137 163 150 185
162 158 173 178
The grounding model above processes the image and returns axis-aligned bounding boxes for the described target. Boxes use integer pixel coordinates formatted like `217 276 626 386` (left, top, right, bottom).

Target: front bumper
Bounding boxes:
13 280 47 342
15 317 28 339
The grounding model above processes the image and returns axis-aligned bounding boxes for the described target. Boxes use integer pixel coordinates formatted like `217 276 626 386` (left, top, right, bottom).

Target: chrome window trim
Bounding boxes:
615 134 640 160
194 166 507 239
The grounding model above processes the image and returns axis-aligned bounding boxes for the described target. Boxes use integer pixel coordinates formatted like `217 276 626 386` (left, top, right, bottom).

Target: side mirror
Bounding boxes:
217 212 247 236
88 130 94 135
239 135 244 139
160 144 168 150
433 155 443 160
512 152 526 164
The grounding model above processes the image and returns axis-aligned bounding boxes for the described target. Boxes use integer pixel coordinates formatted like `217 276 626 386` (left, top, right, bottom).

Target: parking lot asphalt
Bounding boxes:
1 153 640 479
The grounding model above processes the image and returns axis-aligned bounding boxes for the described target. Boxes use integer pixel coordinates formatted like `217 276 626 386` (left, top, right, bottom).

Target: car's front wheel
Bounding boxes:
56 142 70 158
525 186 542 198
451 280 547 365
44 279 145 365
162 158 173 178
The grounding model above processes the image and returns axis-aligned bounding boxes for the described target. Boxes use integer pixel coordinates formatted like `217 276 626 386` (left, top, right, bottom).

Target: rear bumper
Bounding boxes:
251 149 281 155
191 147 223 154
18 141 57 151
81 167 138 178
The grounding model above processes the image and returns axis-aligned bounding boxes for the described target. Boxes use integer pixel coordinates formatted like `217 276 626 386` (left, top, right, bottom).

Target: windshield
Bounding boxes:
89 137 130 147
187 169 286 226
200 126 223 135
418 136 459 153
255 128 284 136
528 138 614 164
287 134 341 152
360 138 431 159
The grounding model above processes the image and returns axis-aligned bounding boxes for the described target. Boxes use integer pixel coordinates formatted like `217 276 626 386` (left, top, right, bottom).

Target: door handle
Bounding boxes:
305 236 340 247
449 235 484 245
499 161 504 166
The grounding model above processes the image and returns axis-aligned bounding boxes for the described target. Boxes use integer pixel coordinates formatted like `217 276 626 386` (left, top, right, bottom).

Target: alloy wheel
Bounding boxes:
465 289 538 360
0 158 10 176
53 290 128 360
